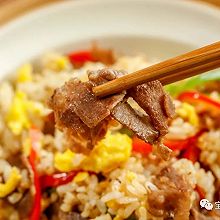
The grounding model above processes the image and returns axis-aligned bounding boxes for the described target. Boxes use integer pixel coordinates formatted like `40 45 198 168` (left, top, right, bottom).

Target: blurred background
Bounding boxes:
0 0 220 25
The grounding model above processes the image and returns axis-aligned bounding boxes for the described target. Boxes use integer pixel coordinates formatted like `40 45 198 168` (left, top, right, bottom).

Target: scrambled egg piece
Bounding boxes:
107 200 118 209
82 132 132 173
0 167 21 198
6 91 30 135
44 53 70 71
6 91 46 135
54 132 132 173
17 63 33 83
55 56 69 71
73 172 89 183
25 100 45 116
54 149 75 172
22 137 31 156
176 102 199 127
113 215 123 220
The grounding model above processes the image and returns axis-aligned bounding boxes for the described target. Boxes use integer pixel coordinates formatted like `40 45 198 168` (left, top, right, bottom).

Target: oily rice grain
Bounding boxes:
93 214 112 220
8 193 22 204
101 191 123 202
126 184 141 197
144 181 158 192
96 200 107 214
123 202 140 218
166 118 197 140
136 206 147 220
117 196 138 204
131 179 147 195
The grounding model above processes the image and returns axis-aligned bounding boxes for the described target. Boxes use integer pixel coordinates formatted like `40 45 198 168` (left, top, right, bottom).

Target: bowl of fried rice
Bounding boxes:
0 0 220 220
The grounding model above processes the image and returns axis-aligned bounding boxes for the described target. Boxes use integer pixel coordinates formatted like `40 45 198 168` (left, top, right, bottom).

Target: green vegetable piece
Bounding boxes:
165 70 220 96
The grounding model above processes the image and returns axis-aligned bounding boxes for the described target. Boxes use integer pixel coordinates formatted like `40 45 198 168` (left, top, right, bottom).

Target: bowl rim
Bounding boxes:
0 0 220 79
0 0 220 36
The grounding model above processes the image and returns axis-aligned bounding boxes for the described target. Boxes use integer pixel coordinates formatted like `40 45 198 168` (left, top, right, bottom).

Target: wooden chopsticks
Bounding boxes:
93 41 220 97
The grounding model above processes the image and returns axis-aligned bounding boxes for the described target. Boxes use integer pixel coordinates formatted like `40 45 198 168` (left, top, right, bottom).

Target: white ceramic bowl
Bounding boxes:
0 0 220 79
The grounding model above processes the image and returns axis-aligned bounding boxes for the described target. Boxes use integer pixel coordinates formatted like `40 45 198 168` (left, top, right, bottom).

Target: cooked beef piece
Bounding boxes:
52 102 109 150
72 46 115 68
43 112 55 135
49 70 126 149
88 68 126 110
50 70 126 129
58 78 109 128
147 167 192 219
65 117 110 151
154 142 172 161
58 109 91 138
163 92 176 118
215 181 220 201
91 45 115 65
17 191 33 219
200 81 220 93
49 83 106 149
112 102 159 144
58 211 87 220
190 208 220 220
6 153 26 169
129 81 175 136
88 68 125 86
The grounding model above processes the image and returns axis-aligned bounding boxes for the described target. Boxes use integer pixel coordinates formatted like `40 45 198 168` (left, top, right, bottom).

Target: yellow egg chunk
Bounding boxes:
22 137 31 157
17 64 33 83
55 56 69 71
0 168 21 198
82 132 132 173
25 100 45 117
6 90 47 135
107 200 117 209
45 54 70 71
73 172 89 183
113 215 123 220
6 91 30 135
54 149 75 172
176 102 199 127
54 132 132 173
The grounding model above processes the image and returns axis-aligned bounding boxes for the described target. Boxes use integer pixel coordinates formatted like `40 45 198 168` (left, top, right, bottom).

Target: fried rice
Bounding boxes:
0 49 219 220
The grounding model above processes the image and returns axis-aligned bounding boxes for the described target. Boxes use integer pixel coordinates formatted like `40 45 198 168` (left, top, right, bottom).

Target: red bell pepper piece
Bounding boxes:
29 148 41 220
178 91 220 112
28 127 42 220
195 185 206 200
68 50 95 65
40 171 77 189
182 144 200 163
133 136 193 155
164 130 205 163
163 139 190 151
132 136 192 155
133 129 205 163
180 130 205 163
132 136 153 155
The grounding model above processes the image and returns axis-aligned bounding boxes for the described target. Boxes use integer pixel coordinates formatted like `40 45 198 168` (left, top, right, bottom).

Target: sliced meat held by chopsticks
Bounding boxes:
49 70 125 150
49 68 175 158
128 81 175 136
111 102 159 143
